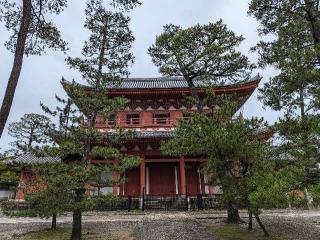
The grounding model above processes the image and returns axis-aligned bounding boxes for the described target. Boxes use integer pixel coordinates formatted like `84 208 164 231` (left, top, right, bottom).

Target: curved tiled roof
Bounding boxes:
105 77 210 89
62 74 261 90
106 75 261 89
6 154 61 165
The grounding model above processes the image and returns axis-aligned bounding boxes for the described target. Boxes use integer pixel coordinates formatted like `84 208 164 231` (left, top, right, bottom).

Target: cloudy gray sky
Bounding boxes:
0 0 280 150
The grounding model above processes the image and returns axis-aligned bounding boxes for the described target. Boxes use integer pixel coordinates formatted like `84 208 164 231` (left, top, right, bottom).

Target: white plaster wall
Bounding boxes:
0 190 15 199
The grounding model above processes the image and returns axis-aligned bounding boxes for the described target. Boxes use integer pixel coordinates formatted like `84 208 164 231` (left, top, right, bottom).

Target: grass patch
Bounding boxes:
18 228 137 240
209 224 287 240
18 228 69 240
131 227 140 240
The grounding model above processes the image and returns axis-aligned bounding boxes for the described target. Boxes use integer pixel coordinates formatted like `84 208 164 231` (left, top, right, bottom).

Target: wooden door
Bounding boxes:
148 163 176 195
186 165 200 195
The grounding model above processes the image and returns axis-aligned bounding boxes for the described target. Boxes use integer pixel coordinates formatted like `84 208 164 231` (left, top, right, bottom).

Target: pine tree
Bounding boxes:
249 0 320 207
249 0 320 117
249 0 320 46
162 96 271 235
8 113 52 154
27 92 139 238
0 0 141 139
26 1 141 239
0 0 68 138
148 21 254 107
0 150 19 194
25 96 77 229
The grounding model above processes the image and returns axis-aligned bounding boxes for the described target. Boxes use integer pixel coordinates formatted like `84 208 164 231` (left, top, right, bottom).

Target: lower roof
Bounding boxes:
6 154 61 165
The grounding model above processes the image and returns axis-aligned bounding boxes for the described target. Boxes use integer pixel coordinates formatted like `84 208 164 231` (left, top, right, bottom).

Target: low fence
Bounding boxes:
143 195 188 211
95 194 221 211
1 200 30 212
141 194 221 211
1 194 222 213
188 194 221 210
96 196 141 211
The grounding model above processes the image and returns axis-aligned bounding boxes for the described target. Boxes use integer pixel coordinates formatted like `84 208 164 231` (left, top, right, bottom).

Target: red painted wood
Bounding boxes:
15 169 40 200
140 157 146 195
145 158 206 163
148 163 176 195
179 157 186 195
186 165 200 195
124 167 140 196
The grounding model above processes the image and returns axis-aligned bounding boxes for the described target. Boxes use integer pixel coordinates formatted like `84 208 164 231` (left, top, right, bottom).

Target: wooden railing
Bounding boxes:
95 118 180 128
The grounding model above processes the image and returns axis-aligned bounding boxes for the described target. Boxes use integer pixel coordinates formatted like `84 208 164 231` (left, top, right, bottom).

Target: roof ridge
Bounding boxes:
62 74 262 90
123 76 184 81
121 74 261 83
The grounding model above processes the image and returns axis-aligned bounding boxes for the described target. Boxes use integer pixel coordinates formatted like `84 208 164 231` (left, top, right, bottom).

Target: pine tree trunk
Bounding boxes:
184 75 203 112
305 0 320 44
248 211 253 230
0 0 32 139
71 188 84 240
254 213 269 237
227 201 241 223
70 209 82 240
51 213 57 229
176 59 203 112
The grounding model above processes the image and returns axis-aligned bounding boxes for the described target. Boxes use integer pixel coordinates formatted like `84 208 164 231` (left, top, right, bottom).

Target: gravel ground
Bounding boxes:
0 210 319 240
139 219 212 240
0 222 52 240
197 210 320 240
255 214 320 240
0 221 140 240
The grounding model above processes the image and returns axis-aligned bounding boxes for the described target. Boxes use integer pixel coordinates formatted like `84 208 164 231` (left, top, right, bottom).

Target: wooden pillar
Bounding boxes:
140 155 145 195
113 160 120 195
179 156 186 195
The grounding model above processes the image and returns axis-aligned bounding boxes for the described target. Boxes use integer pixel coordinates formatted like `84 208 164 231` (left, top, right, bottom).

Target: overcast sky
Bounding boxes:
0 0 280 151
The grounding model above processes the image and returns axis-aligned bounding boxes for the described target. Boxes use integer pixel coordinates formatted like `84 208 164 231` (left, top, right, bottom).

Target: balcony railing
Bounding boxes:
94 114 198 128
125 118 141 125
95 118 178 128
152 117 171 125
122 118 174 127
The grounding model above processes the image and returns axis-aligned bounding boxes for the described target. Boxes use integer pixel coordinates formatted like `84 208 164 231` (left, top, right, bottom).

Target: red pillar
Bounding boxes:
179 156 186 195
113 160 120 195
140 155 145 195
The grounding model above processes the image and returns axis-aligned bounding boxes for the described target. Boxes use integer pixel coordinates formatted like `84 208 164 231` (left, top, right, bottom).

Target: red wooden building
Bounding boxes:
64 75 261 198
